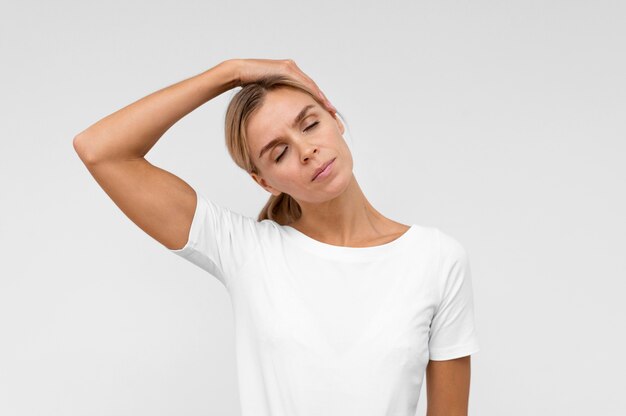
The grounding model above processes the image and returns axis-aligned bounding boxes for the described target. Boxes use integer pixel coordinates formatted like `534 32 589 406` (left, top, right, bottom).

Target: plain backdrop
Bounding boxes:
1 0 625 415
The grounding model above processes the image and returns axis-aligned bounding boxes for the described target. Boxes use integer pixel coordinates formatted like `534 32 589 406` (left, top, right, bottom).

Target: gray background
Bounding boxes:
1 0 625 415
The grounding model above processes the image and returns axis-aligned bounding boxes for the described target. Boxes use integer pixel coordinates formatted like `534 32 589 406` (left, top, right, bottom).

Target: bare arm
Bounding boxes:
73 60 239 162
72 60 240 250
426 356 473 416
73 58 334 251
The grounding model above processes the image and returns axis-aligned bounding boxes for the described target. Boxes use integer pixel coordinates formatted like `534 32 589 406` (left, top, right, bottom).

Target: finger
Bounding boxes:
317 90 327 104
326 100 337 114
311 87 330 110
288 63 335 113
317 91 336 113
289 64 322 98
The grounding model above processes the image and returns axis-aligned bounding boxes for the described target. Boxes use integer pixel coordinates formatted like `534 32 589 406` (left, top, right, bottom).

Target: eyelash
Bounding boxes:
274 121 319 163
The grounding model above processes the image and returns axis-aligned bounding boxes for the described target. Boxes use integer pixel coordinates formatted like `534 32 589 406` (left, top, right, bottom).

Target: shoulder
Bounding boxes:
435 228 468 262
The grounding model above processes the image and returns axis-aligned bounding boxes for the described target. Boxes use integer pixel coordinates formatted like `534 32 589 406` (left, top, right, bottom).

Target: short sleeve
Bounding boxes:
168 189 260 290
428 229 480 361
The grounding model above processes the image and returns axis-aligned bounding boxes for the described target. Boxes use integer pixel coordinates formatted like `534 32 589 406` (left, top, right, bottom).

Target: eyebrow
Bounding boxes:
258 104 316 159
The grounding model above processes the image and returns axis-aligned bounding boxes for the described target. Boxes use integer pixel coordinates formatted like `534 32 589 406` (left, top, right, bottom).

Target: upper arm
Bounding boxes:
428 229 480 360
74 139 197 250
425 230 479 415
425 355 472 416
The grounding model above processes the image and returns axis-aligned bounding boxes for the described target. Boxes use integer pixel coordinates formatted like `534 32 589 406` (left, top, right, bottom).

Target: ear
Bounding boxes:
250 172 282 196
333 112 345 135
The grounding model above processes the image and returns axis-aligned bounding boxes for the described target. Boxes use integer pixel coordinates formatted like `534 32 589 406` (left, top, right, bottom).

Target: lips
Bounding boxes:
311 157 336 181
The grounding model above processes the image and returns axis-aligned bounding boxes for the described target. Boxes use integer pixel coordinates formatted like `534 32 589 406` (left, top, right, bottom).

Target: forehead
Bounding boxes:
246 88 319 148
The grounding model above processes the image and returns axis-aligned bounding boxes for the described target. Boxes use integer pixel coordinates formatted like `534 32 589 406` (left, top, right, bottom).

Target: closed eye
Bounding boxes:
275 148 287 163
274 121 320 163
305 121 319 132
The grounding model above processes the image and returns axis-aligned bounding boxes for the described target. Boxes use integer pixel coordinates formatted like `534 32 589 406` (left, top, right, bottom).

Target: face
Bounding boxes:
247 87 353 204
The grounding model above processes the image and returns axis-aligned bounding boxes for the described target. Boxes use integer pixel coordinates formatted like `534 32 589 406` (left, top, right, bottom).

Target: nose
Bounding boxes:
301 145 318 163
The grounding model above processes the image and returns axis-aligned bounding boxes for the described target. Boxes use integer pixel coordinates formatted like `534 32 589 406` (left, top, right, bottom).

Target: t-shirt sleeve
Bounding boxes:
168 189 260 290
428 229 481 361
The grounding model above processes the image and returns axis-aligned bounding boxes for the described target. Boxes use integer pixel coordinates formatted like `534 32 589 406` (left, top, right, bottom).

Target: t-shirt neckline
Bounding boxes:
279 223 417 261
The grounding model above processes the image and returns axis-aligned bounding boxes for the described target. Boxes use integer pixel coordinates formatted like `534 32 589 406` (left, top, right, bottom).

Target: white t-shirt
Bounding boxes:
170 190 480 416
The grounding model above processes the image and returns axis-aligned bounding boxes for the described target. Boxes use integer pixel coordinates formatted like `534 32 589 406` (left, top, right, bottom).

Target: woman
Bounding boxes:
73 58 480 416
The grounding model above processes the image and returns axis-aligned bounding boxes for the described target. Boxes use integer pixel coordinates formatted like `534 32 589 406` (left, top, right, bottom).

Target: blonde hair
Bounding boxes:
224 75 345 225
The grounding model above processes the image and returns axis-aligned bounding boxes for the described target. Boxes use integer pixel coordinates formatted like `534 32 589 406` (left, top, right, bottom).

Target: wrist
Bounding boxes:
219 59 242 89
194 60 241 102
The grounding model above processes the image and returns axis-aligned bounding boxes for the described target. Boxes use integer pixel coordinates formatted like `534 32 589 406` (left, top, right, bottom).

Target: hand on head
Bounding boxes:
230 58 337 114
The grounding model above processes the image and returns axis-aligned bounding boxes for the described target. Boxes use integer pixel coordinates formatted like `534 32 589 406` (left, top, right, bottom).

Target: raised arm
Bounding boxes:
72 60 240 250
73 58 335 251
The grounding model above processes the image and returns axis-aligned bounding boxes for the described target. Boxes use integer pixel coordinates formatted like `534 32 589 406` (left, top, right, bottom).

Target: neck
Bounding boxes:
289 173 394 246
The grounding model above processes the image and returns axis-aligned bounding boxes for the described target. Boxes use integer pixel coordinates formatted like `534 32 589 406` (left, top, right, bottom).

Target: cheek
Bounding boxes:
272 169 304 189
333 138 350 161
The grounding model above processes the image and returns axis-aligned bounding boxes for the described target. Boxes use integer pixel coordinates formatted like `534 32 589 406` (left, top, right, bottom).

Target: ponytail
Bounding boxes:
257 192 301 225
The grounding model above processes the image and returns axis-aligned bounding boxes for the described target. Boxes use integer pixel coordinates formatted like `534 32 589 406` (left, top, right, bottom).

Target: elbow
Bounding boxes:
73 133 100 165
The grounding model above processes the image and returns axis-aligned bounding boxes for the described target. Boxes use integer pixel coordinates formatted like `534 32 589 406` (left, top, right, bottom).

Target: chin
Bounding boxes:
326 170 353 196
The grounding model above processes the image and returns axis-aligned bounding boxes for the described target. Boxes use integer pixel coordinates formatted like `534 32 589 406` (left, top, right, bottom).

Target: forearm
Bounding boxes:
73 59 239 163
